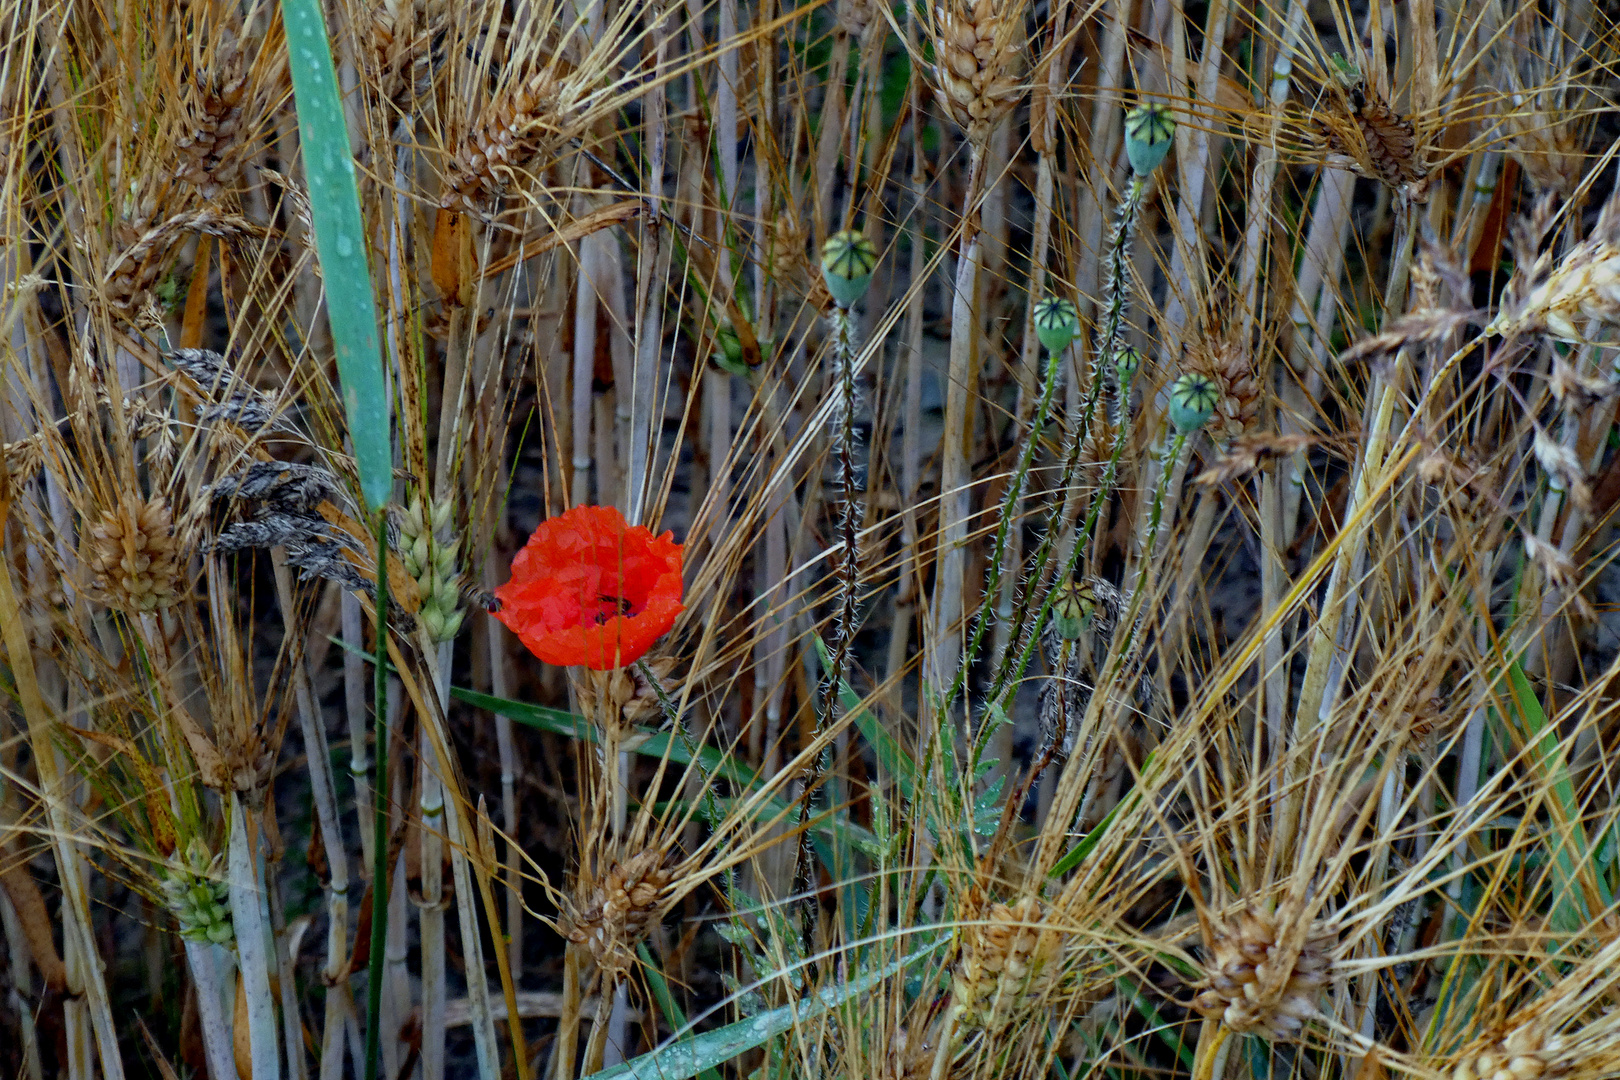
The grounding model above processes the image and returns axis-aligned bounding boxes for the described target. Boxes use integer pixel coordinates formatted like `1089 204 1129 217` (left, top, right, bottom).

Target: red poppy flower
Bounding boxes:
493 505 684 670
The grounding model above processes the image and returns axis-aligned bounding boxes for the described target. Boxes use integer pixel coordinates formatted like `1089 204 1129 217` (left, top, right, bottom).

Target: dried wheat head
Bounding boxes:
563 850 676 976
951 895 1065 1037
1192 898 1336 1041
85 494 187 613
442 68 583 210
930 0 1027 147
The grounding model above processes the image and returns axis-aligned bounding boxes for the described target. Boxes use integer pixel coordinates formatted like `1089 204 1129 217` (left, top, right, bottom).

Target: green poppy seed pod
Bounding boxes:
1032 296 1081 353
1113 345 1142 387
820 230 879 308
1124 103 1176 175
1168 372 1220 433
1051 579 1096 641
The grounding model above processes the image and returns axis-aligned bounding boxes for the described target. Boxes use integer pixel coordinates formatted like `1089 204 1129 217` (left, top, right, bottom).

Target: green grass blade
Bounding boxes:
280 0 392 512
588 939 942 1080
635 944 724 1080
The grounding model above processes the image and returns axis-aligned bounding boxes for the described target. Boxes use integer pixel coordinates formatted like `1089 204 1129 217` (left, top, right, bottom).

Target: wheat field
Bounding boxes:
3 0 1620 1079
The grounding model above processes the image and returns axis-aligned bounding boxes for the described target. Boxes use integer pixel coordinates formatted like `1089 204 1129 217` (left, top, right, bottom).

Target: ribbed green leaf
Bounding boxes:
587 939 942 1080
280 0 392 512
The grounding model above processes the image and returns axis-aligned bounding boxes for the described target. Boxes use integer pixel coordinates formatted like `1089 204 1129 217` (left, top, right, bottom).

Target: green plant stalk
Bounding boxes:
364 519 391 1080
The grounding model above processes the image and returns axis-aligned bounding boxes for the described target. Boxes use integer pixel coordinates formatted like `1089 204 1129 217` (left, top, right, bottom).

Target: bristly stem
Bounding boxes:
364 513 391 1080
943 331 1068 720
820 304 863 726
794 303 864 904
983 176 1148 713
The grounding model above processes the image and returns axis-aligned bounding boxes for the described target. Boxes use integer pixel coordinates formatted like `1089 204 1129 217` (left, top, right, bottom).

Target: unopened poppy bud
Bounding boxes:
820 230 879 308
1113 345 1142 388
1169 372 1219 433
1032 296 1080 353
1124 103 1176 175
1051 579 1096 641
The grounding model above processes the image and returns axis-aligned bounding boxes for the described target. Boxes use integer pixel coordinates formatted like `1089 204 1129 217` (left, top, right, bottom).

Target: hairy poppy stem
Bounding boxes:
364 512 391 1080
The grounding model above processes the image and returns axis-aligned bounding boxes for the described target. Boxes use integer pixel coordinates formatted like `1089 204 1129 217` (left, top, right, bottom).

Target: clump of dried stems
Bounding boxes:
6 0 1620 1079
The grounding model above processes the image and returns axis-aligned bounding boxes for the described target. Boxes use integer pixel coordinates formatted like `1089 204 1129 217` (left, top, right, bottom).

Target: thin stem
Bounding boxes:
364 516 391 1080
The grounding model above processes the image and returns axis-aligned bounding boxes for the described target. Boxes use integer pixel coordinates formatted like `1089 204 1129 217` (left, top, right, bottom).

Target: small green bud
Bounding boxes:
409 534 430 575
421 606 447 642
433 539 460 577
1124 103 1176 175
820 230 879 308
711 324 750 378
433 574 461 611
1168 372 1220 433
207 921 234 944
431 498 453 534
1032 296 1080 353
1051 580 1096 641
1113 345 1142 388
403 495 425 538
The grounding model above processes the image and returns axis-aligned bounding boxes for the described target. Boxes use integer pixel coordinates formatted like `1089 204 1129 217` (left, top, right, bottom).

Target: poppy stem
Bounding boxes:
364 511 391 1080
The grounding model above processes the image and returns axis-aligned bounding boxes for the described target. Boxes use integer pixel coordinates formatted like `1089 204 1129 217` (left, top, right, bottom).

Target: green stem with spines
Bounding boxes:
944 176 1147 725
981 176 1149 717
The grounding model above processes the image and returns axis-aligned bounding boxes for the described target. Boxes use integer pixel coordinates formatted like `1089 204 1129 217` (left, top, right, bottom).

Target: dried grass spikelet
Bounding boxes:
442 66 584 210
836 0 880 37
362 0 448 111
1451 1023 1569 1080
930 0 1028 146
1188 334 1259 443
574 657 677 733
562 849 676 976
174 43 251 199
1490 194 1620 341
1192 897 1335 1041
84 494 187 613
103 207 261 325
1317 78 1429 199
1502 99 1586 199
951 893 1065 1037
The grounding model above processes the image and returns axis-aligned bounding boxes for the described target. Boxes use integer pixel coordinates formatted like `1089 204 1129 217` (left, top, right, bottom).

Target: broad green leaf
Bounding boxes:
587 940 942 1080
280 0 392 512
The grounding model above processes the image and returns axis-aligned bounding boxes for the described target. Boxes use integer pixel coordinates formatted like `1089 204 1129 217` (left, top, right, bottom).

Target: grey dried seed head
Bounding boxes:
208 461 340 516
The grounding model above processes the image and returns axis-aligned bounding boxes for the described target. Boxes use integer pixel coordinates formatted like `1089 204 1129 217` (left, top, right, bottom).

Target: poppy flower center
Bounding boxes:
592 593 636 624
